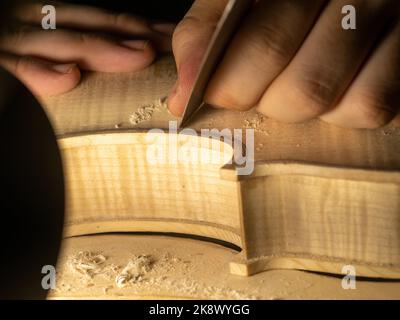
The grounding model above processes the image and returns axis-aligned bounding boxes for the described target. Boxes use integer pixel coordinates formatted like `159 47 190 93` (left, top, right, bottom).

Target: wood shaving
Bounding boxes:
51 234 400 300
55 240 260 299
68 251 119 280
69 251 106 278
112 252 257 299
153 97 168 110
129 106 155 125
129 97 167 125
115 255 153 288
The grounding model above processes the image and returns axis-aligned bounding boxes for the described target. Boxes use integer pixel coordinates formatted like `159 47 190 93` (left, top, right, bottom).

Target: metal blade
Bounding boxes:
179 0 253 128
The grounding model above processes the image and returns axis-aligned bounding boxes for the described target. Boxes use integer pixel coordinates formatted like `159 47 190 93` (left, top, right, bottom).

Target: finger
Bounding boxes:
205 0 326 111
0 52 81 96
150 23 176 36
14 2 175 52
391 114 400 127
150 23 176 51
168 0 229 116
321 21 400 128
258 0 396 123
0 27 156 72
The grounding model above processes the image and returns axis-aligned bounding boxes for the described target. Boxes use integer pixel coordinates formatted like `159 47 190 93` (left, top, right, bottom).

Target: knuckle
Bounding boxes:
294 71 340 118
77 32 90 46
355 92 398 128
206 89 253 111
77 32 108 46
4 25 32 48
172 15 214 51
246 23 296 67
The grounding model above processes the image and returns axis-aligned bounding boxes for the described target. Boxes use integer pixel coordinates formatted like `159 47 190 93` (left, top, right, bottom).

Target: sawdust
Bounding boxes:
129 97 168 125
244 114 264 129
244 114 270 135
51 235 400 299
59 247 258 299
172 279 257 300
69 251 106 278
129 105 156 125
142 277 257 300
256 143 264 152
112 252 257 299
154 97 168 110
382 129 393 136
115 255 153 288
68 251 119 280
380 126 400 137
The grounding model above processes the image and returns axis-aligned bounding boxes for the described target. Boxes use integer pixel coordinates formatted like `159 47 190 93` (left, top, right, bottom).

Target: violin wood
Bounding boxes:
41 54 400 282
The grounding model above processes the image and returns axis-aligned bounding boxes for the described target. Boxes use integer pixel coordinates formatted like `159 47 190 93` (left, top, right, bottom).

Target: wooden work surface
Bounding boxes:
40 55 400 298
49 234 400 300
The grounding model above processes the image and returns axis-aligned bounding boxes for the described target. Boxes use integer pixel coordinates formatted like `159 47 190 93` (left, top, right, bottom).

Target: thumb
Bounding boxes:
0 53 81 97
168 0 228 116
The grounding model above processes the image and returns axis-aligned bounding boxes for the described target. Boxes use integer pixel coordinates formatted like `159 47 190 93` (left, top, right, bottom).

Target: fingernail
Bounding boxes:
52 63 76 74
151 23 176 36
120 40 149 50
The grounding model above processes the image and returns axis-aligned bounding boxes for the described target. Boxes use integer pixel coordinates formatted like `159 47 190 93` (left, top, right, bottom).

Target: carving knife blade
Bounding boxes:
179 0 253 128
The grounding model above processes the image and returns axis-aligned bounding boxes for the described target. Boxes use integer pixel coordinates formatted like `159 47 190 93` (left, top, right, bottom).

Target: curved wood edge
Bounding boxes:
230 255 400 279
59 131 243 248
233 162 400 278
221 161 400 183
65 219 242 247
58 131 400 279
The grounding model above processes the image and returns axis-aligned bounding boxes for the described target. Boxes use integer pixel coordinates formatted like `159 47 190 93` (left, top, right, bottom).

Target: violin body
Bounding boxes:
40 55 400 298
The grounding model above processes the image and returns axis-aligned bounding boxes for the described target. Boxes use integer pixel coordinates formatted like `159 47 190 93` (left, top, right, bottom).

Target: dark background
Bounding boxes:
0 0 194 29
66 0 194 22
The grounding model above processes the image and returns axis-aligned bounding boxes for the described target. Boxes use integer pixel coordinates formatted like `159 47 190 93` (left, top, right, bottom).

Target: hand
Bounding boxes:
0 2 175 96
169 0 400 128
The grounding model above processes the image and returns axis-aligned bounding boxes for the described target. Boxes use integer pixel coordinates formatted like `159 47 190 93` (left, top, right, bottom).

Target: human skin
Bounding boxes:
0 2 175 97
168 0 400 128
